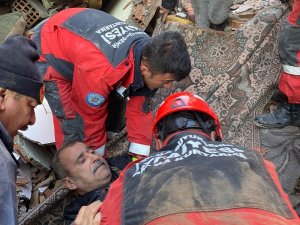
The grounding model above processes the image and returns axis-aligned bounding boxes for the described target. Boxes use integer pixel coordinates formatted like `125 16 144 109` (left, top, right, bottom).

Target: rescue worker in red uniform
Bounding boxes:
254 0 300 128
99 92 300 225
32 8 191 156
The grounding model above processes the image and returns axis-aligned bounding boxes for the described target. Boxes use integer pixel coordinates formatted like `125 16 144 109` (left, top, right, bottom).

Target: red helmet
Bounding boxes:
152 92 222 140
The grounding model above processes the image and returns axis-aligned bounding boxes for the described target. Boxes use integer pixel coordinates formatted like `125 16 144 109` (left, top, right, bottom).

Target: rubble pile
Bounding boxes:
0 0 287 43
14 132 58 218
0 0 99 44
229 0 283 30
12 99 57 219
16 162 62 217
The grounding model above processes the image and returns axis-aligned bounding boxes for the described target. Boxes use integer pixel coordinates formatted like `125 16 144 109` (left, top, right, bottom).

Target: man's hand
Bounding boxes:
73 201 102 225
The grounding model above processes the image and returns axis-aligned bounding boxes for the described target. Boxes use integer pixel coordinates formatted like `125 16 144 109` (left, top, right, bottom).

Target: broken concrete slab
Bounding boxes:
14 135 54 171
11 0 48 28
19 99 55 146
17 161 33 200
126 0 161 30
0 11 26 44
103 0 133 22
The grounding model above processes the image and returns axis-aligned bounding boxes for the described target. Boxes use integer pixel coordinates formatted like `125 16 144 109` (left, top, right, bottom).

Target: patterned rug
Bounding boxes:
152 5 287 149
19 4 293 224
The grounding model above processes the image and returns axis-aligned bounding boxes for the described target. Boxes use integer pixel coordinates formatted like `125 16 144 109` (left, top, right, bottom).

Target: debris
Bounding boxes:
0 11 26 43
40 0 53 10
17 164 58 216
17 160 32 199
84 0 102 9
132 3 147 25
33 170 55 191
14 135 54 171
11 0 48 28
29 189 39 209
43 188 53 198
229 0 283 30
53 179 64 191
19 99 55 146
126 0 161 30
17 177 30 186
32 170 48 185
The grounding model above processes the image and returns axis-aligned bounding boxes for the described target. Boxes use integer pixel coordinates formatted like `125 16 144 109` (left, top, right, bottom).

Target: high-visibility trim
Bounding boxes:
95 145 106 156
283 65 300 75
128 142 150 156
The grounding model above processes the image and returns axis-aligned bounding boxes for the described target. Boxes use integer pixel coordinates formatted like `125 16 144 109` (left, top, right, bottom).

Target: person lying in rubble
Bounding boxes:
52 141 131 225
160 0 234 28
0 35 44 225
31 7 191 160
254 0 300 129
96 91 300 225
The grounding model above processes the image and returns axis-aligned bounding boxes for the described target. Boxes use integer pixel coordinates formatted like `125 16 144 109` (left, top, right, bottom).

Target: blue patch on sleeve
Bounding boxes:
86 92 105 107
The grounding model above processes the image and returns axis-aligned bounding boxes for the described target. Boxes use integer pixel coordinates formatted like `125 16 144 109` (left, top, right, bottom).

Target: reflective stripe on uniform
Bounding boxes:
128 142 150 156
95 145 106 156
282 65 300 75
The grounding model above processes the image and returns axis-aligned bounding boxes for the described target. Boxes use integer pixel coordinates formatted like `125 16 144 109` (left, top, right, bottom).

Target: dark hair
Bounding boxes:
52 141 79 179
142 31 191 81
157 111 216 141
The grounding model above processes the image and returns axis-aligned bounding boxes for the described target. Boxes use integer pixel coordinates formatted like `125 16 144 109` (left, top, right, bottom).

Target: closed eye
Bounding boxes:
78 157 85 164
163 80 175 84
88 148 95 154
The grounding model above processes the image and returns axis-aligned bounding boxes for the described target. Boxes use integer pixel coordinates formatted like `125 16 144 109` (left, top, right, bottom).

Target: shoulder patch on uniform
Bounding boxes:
86 92 105 107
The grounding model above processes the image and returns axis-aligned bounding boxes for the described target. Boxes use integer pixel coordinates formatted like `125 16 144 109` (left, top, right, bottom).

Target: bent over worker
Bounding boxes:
100 92 300 225
32 8 191 157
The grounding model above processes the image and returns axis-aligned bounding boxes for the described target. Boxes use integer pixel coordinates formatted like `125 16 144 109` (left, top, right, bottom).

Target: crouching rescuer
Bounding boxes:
99 92 300 225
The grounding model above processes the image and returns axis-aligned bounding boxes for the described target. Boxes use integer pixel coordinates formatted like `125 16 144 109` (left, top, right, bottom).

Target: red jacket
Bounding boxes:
33 8 154 155
278 0 300 103
100 131 300 224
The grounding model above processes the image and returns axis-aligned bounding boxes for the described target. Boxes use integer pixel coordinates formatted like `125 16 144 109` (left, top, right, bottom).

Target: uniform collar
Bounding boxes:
163 130 212 147
131 38 157 96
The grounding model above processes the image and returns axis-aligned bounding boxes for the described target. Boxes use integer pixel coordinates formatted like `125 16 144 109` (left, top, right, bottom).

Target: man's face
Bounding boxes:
143 72 176 90
61 142 111 194
1 91 37 137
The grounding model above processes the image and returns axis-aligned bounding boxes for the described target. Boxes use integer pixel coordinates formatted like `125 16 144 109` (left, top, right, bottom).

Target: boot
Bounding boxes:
208 0 234 25
254 103 300 129
270 89 288 103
